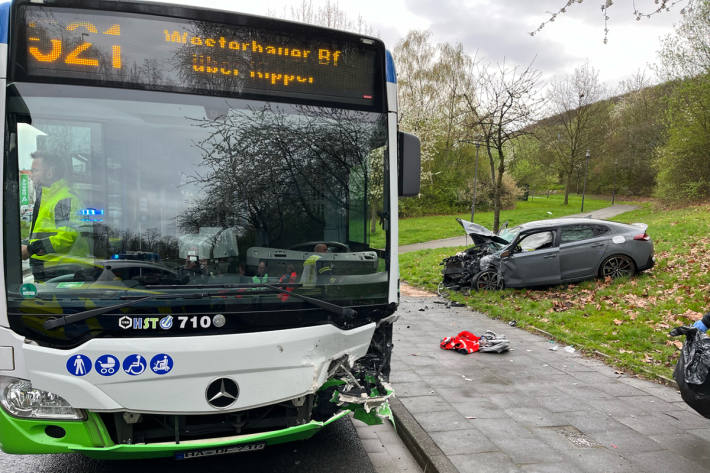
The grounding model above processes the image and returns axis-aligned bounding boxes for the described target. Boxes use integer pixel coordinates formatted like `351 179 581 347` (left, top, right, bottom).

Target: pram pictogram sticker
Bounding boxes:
95 355 120 376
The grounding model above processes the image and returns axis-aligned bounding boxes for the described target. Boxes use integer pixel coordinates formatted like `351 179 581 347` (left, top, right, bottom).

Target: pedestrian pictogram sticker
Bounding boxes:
150 353 174 375
66 354 91 376
95 354 119 376
122 354 147 376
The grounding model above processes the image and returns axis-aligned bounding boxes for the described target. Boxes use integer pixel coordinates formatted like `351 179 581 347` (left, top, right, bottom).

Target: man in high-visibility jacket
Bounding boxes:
21 152 90 282
300 243 333 287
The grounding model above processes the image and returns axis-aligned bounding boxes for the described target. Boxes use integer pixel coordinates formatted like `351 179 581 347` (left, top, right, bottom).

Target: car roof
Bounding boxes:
515 218 627 231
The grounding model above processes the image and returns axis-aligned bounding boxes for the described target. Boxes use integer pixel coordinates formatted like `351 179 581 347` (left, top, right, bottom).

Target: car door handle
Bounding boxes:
544 254 557 259
591 243 604 248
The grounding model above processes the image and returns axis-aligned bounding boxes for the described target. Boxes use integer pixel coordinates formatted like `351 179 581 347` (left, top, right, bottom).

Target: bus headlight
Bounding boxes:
0 377 84 420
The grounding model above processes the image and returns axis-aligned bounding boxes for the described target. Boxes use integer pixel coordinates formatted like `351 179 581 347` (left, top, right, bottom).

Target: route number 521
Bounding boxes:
28 21 122 69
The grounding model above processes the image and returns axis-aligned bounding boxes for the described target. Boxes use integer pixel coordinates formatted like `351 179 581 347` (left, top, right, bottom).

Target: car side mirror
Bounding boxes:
500 250 511 258
398 131 420 197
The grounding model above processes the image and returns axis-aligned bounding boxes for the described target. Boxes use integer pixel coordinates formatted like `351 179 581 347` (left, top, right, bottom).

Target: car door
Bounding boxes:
559 224 609 281
501 229 560 287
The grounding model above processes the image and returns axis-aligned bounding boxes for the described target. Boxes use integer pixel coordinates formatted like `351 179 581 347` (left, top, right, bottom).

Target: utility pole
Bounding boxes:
581 149 590 212
611 154 617 205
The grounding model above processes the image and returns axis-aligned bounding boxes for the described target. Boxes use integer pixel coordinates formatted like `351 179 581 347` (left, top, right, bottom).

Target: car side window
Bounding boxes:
591 224 609 236
561 225 596 244
518 231 555 251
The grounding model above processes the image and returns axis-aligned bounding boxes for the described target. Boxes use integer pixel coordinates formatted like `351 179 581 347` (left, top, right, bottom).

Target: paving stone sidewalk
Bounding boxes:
390 291 710 473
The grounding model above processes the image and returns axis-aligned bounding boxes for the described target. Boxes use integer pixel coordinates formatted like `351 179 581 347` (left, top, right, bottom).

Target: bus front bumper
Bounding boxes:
0 407 348 459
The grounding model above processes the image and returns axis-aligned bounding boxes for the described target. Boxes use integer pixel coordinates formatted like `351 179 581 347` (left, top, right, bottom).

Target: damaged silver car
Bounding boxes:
441 217 655 292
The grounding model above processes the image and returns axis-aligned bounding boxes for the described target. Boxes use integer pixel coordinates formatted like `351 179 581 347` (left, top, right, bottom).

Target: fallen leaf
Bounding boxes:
682 309 703 321
613 319 623 326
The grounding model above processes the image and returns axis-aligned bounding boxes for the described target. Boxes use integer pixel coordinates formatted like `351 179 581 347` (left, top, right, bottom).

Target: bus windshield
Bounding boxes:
5 83 388 306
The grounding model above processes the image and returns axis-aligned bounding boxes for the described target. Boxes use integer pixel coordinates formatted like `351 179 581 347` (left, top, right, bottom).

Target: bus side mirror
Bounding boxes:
398 131 420 197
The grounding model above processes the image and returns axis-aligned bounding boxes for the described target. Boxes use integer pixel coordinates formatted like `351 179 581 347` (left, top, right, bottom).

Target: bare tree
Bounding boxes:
656 0 710 79
531 0 693 43
288 0 375 36
432 42 477 152
545 63 605 205
394 31 440 176
463 61 541 232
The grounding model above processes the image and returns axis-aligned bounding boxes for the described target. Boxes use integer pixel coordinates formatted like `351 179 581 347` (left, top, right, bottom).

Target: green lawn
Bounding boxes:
371 194 617 248
399 202 710 381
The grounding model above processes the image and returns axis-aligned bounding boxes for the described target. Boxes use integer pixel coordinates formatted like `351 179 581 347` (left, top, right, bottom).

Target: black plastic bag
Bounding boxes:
670 326 710 418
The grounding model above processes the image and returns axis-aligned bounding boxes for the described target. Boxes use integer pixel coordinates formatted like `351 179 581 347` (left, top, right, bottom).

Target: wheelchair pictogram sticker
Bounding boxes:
122 354 147 376
95 355 120 376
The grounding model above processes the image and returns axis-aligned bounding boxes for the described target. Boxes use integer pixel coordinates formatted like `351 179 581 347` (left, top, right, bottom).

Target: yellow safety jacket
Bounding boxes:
300 254 332 287
28 179 90 279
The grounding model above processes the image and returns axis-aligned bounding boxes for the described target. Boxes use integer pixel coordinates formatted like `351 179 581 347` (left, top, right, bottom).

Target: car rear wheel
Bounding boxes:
473 270 503 291
599 254 636 279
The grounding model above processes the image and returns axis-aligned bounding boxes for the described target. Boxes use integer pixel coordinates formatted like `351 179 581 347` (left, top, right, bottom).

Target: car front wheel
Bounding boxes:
473 270 503 291
599 254 636 279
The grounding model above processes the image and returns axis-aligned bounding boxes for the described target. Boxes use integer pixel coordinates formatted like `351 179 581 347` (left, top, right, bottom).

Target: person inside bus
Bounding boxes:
278 264 298 301
21 151 90 282
252 260 268 283
300 243 333 287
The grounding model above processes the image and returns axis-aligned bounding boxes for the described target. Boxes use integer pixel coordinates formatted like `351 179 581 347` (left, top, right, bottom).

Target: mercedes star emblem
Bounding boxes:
206 378 239 408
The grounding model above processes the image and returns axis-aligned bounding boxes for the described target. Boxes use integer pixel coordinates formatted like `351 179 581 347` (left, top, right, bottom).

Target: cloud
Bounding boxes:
404 0 577 73
403 0 682 85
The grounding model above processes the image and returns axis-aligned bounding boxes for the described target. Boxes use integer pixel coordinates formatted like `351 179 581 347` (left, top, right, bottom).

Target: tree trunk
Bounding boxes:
370 206 378 234
563 172 572 205
493 147 505 233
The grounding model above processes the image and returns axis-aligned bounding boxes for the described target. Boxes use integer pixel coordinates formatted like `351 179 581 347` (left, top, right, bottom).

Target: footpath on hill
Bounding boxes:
399 204 637 254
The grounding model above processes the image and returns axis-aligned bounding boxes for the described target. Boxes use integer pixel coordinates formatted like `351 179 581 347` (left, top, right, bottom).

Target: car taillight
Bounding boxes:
633 233 650 241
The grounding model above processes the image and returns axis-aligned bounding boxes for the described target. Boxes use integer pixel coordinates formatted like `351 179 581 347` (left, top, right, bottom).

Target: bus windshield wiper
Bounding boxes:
43 290 217 330
146 282 356 319
43 284 356 330
261 284 356 319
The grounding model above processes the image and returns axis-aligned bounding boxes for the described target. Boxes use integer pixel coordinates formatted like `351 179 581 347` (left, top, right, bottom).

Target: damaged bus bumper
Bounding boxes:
0 319 396 458
0 407 351 459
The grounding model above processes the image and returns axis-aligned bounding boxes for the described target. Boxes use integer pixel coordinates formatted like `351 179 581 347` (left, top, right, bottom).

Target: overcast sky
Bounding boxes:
143 0 685 89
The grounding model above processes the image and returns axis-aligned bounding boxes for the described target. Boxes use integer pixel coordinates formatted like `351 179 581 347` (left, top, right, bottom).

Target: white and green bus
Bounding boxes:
0 0 419 459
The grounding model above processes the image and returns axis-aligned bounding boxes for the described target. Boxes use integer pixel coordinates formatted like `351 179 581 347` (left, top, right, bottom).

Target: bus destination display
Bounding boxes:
18 6 380 107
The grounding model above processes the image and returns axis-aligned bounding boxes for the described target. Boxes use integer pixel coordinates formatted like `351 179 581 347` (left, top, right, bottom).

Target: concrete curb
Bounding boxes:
389 397 459 473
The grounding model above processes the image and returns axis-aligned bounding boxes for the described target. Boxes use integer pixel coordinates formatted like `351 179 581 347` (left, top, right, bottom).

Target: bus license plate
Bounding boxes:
175 442 265 460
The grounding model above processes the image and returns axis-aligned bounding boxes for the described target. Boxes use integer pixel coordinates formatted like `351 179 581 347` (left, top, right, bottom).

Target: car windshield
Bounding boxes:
498 226 520 243
5 83 388 306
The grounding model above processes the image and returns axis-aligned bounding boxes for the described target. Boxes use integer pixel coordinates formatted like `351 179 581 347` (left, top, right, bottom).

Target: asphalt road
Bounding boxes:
0 417 376 473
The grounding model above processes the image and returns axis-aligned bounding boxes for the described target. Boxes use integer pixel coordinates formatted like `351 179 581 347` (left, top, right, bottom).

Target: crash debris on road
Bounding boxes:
440 330 510 354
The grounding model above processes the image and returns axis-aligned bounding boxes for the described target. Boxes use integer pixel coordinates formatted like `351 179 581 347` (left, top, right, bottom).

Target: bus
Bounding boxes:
0 0 420 460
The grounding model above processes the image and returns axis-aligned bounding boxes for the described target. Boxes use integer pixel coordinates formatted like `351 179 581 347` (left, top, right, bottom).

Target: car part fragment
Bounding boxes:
315 321 395 426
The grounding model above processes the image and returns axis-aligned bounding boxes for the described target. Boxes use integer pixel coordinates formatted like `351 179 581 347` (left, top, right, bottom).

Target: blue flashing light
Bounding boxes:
79 208 105 216
0 3 9 45
385 50 397 84
112 254 120 260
